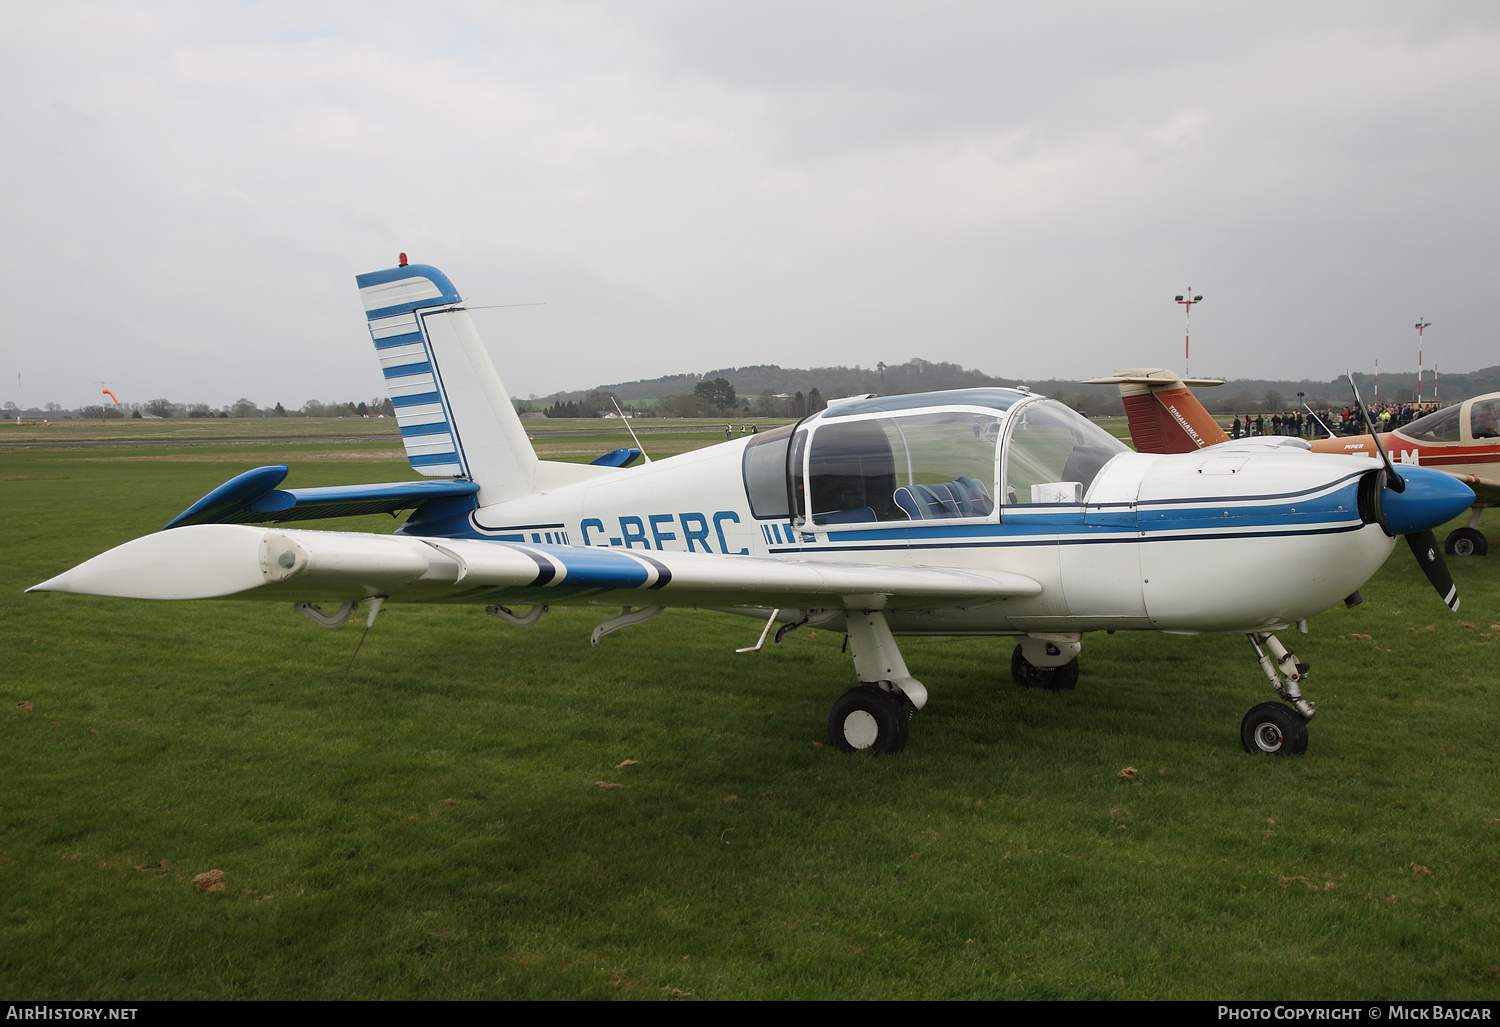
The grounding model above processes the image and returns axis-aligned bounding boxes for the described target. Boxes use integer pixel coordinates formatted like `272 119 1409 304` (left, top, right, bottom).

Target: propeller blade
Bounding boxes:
1405 528 1459 612
1346 373 1404 492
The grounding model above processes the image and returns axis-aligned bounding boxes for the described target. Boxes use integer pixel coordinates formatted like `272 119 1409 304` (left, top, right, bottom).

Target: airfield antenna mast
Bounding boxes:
1415 320 1431 404
1374 358 1379 403
1175 289 1203 377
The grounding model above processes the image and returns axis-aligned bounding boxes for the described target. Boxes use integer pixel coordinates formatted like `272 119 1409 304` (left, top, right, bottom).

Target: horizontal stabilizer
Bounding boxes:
164 466 478 528
589 447 642 468
32 525 1042 610
1083 373 1224 387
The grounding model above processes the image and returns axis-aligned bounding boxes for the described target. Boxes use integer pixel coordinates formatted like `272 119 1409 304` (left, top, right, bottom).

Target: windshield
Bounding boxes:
1403 405 1463 443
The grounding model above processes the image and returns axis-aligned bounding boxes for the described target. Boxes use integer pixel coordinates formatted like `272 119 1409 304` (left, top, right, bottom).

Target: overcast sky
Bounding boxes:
4 1 1497 410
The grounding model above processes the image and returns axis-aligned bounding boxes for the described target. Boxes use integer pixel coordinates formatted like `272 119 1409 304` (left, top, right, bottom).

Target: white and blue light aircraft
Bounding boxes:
30 259 1477 756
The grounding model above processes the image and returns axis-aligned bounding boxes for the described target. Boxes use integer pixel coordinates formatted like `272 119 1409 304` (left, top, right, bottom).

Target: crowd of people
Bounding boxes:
1227 402 1437 439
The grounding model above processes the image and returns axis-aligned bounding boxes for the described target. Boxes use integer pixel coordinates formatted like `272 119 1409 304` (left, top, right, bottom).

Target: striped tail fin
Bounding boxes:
1083 368 1229 454
356 262 539 505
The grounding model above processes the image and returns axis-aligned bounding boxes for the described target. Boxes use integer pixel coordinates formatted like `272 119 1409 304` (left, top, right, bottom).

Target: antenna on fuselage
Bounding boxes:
611 396 652 464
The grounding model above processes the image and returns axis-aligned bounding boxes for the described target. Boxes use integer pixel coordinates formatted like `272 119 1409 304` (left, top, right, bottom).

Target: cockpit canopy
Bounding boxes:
741 390 1129 526
1402 397 1500 444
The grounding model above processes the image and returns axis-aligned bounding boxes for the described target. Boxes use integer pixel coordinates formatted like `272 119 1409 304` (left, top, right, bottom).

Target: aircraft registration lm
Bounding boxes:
31 260 1476 756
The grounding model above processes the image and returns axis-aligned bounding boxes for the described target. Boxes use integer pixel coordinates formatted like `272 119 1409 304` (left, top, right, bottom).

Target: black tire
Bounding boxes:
1010 645 1080 690
828 685 910 754
1240 702 1308 756
1444 527 1489 557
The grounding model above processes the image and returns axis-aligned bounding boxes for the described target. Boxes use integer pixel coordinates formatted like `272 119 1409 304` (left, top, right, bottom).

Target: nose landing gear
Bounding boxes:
1242 632 1314 755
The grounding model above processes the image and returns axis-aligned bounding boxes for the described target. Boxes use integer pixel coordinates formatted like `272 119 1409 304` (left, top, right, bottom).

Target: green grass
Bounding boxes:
2 437 1498 999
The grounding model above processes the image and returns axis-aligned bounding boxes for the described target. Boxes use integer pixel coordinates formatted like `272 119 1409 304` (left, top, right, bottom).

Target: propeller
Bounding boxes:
1406 528 1459 612
1346 373 1459 611
1347 373 1403 491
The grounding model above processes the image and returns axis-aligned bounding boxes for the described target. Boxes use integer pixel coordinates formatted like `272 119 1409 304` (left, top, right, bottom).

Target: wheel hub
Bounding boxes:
1253 723 1283 752
842 710 879 749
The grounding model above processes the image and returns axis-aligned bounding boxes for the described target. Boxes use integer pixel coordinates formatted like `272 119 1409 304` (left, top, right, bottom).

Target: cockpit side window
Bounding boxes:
807 419 901 523
1404 405 1463 443
1002 400 1129 505
742 423 795 519
800 410 1001 525
1470 399 1499 440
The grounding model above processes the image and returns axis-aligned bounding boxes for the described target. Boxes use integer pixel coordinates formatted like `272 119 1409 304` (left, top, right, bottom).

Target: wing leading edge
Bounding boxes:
1448 472 1500 506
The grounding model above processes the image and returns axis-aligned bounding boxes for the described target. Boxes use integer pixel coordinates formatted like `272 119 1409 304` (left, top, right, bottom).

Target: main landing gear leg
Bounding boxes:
828 611 925 754
1241 632 1313 755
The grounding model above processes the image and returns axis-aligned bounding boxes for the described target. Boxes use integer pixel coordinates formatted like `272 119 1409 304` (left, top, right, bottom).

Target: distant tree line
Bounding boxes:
753 388 826 418
9 397 397 420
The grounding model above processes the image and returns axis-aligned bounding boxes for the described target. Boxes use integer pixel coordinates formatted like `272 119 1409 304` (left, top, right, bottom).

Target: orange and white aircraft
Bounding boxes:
1087 369 1499 557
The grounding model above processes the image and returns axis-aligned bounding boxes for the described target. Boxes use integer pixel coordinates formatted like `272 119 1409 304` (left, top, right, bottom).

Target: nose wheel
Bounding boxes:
1243 632 1314 755
1240 702 1308 755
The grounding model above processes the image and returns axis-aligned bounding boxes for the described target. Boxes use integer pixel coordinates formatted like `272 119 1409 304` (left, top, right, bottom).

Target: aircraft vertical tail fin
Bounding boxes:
1082 369 1228 454
356 262 540 505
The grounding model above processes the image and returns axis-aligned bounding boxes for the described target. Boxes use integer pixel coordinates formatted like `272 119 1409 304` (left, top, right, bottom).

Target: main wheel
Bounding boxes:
828 685 911 754
1240 702 1308 755
1010 645 1080 690
1444 527 1489 557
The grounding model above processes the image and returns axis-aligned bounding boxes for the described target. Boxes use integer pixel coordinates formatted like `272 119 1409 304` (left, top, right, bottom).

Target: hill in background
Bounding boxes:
532 358 1500 416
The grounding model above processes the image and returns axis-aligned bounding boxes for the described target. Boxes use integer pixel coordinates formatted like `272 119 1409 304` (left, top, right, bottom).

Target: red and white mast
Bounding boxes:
1415 319 1431 403
1176 289 1203 377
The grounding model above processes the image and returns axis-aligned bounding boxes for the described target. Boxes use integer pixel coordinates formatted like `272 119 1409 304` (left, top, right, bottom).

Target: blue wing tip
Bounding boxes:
165 465 290 529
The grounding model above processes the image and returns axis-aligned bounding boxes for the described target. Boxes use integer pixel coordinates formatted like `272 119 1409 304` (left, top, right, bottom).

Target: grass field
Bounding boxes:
2 425 1497 1000
0 415 798 445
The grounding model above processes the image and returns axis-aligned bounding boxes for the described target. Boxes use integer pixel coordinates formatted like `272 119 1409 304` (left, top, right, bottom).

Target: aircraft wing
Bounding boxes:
1449 472 1500 506
30 524 1042 611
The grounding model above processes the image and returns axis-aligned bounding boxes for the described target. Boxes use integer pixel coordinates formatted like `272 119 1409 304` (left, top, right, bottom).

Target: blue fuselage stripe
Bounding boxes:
826 485 1360 542
768 521 1366 554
